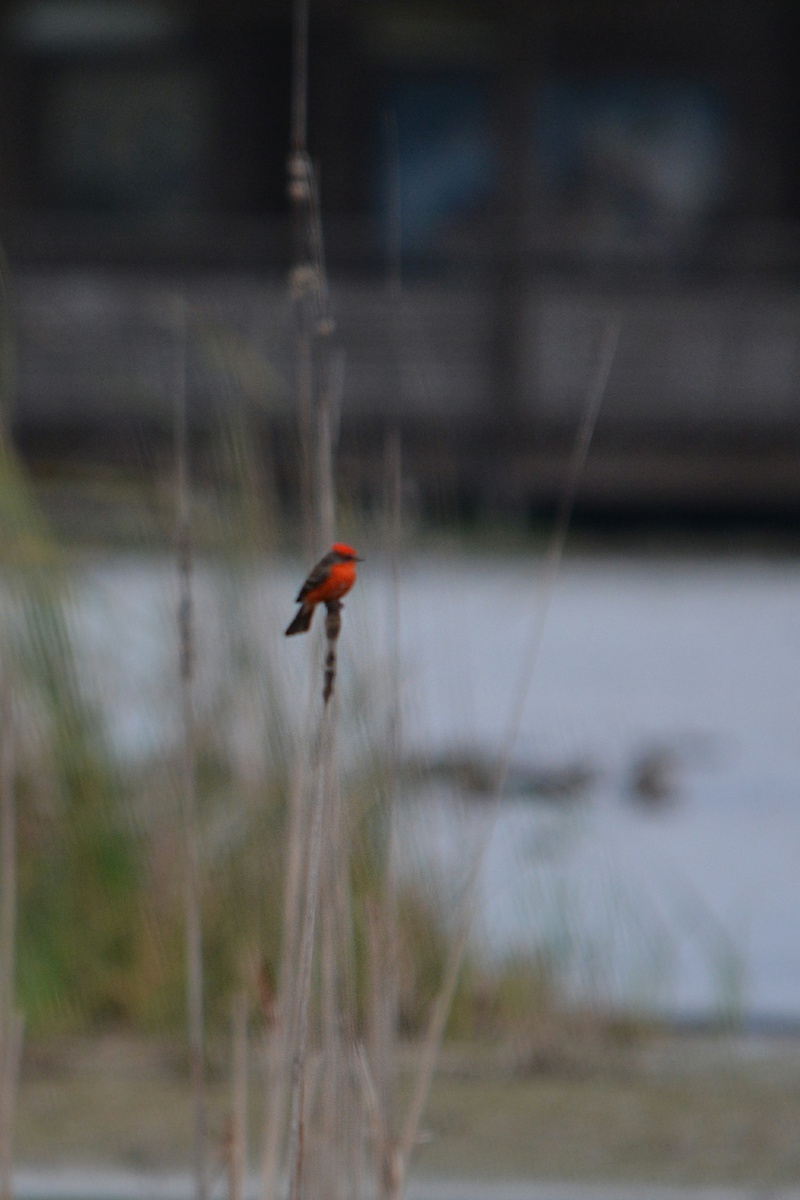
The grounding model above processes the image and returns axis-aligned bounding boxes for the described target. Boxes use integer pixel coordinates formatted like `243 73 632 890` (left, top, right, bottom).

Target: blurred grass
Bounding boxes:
0 438 143 1031
0 376 794 1193
0 414 485 1039
0 380 762 1177
0 423 752 1043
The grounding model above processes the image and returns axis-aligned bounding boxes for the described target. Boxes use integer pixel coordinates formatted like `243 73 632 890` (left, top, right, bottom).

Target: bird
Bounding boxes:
285 542 363 636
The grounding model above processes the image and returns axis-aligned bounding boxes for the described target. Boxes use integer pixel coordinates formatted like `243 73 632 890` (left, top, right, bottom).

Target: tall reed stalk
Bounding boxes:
363 432 403 1200
0 679 21 1200
174 297 209 1200
393 320 621 1191
0 249 22 1200
229 989 249 1200
262 2 353 1196
285 700 330 1200
282 186 351 1192
355 131 405 1194
266 9 618 1199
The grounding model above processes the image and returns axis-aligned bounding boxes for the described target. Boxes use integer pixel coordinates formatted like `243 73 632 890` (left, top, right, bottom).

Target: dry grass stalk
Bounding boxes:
288 8 338 559
259 390 338 1200
228 990 249 1200
287 0 314 555
0 679 21 1200
174 297 209 1200
318 635 369 1200
362 908 401 1200
359 432 403 1199
0 1013 21 1200
498 318 620 769
259 712 315 1200
264 5 359 1196
289 155 338 556
285 598 351 1200
395 319 621 1189
259 681 318 1200
282 300 350 1195
322 602 342 703
371 122 404 1193
268 90 342 1200
286 699 333 1200
354 122 405 1192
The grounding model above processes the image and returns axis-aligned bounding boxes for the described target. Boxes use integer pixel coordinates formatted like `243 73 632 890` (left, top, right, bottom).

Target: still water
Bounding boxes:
72 551 800 1025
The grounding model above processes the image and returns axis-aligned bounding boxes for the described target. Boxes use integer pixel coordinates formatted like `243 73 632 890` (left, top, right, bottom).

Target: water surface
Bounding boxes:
71 552 800 1023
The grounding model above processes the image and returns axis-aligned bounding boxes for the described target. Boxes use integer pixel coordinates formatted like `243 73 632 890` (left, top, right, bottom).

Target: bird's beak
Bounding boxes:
355 556 364 562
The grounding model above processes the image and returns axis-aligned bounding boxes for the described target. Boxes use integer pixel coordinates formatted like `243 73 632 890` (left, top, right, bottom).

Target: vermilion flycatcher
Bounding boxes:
285 542 363 636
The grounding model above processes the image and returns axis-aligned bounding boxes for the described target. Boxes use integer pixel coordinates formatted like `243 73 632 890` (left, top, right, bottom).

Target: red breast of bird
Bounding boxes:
285 543 363 636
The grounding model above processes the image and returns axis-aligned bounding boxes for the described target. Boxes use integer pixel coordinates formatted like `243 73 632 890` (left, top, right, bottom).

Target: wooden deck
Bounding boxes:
9 268 800 515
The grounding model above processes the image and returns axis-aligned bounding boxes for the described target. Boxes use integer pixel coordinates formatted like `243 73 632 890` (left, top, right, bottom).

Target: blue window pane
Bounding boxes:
375 75 496 257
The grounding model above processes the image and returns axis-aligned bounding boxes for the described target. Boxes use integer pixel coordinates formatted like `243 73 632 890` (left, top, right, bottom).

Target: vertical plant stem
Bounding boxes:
0 1015 20 1200
0 680 18 1200
496 318 620 779
175 296 208 1200
289 157 338 556
286 604 343 1200
278 5 348 1197
397 318 621 1181
367 112 404 1197
286 700 332 1200
0 244 19 1200
260 711 314 1200
230 990 249 1200
322 603 341 704
319 773 342 1197
308 169 338 551
315 334 336 551
287 0 315 558
290 0 309 159
296 321 316 558
369 431 403 1200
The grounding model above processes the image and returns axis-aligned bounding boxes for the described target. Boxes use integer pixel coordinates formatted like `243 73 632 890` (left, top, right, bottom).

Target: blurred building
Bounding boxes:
1 0 800 517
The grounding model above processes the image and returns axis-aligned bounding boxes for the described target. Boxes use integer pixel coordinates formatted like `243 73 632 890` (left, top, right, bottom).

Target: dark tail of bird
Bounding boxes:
285 604 315 636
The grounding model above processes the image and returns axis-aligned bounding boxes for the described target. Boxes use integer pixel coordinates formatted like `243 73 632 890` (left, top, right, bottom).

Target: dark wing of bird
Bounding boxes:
295 550 336 602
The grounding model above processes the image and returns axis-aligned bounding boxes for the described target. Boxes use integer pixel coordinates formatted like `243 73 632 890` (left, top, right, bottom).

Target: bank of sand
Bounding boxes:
13 1031 800 1187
